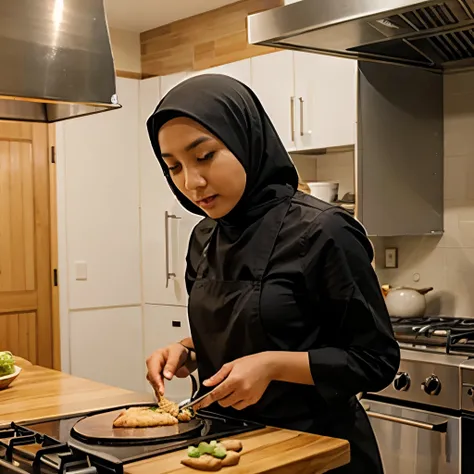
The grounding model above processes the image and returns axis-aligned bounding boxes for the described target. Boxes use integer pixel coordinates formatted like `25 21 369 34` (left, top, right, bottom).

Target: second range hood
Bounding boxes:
248 0 474 72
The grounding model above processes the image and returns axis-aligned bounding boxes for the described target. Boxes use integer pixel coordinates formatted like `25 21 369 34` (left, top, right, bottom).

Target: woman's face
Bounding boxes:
158 117 247 219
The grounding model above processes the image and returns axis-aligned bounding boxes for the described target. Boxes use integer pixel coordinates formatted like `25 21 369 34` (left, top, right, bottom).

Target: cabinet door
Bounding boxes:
70 306 145 392
139 78 201 306
207 59 252 86
143 304 194 402
62 77 141 310
294 52 357 150
251 51 296 151
187 59 252 87
160 72 188 96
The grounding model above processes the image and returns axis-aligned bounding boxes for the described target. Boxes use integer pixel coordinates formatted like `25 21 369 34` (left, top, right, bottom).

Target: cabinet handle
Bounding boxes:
290 96 295 142
165 211 181 288
299 97 304 136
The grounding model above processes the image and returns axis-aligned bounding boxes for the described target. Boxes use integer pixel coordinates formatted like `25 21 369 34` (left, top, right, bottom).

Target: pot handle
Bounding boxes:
417 287 434 295
393 286 433 295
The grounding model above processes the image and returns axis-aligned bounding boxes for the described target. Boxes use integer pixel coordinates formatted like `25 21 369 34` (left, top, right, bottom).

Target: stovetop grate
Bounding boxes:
0 409 262 474
391 317 474 355
0 421 118 474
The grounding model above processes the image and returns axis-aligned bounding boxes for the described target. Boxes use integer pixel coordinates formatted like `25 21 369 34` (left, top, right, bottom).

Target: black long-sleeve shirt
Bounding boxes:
185 191 400 427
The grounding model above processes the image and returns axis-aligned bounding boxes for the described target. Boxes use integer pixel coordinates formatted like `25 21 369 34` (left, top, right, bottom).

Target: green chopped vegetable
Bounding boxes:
0 351 14 377
210 440 217 447
187 446 201 458
198 442 215 455
213 444 227 459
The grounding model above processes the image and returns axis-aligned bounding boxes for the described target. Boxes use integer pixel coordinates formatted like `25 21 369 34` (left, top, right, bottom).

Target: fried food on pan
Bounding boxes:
158 394 196 422
113 407 178 428
177 407 194 422
158 395 180 417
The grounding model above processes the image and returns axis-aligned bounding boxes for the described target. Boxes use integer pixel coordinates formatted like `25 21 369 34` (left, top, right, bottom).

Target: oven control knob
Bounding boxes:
393 372 411 391
422 375 441 395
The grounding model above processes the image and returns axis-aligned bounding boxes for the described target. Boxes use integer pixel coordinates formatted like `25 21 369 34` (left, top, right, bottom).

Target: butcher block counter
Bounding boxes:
0 363 350 473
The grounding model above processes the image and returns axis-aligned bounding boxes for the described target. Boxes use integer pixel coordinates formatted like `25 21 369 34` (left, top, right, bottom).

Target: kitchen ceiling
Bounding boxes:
105 0 239 32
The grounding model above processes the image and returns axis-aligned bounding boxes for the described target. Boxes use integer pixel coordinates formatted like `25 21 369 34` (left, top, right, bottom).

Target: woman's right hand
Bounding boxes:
146 343 193 396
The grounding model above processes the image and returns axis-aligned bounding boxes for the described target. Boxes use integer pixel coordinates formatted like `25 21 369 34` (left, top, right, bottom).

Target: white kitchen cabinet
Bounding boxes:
187 58 252 87
160 71 188 96
251 51 296 151
251 51 357 152
205 58 252 86
294 52 357 150
60 78 141 310
143 304 194 402
69 306 146 392
139 77 201 307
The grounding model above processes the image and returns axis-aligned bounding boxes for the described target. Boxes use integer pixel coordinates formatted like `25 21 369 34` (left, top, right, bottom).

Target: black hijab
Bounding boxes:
146 74 298 226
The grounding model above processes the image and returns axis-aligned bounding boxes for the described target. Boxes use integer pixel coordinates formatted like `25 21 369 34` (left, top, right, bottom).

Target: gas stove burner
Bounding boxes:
391 316 474 355
0 408 263 474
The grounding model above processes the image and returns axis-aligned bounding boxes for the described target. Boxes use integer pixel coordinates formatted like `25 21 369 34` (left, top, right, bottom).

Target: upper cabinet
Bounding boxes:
251 51 357 152
251 51 296 151
187 59 252 87
160 72 188 96
293 52 357 150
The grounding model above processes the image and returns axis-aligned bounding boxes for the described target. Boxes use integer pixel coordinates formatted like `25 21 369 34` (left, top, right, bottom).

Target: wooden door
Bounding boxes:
0 121 56 368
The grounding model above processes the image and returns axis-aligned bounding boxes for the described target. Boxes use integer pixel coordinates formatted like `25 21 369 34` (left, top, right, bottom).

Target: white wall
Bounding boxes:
109 27 141 74
56 78 145 389
378 71 474 318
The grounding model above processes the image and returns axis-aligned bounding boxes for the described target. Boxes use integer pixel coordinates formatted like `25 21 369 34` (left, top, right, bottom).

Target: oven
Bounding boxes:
363 399 460 474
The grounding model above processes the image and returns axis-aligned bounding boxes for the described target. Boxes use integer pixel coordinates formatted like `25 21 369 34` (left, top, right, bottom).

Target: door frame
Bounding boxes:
48 124 60 370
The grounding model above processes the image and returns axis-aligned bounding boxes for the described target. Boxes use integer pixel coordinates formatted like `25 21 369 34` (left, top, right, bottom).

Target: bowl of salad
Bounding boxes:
0 351 22 390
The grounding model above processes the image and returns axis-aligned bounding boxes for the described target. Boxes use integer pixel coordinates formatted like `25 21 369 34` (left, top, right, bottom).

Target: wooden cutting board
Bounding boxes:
71 408 205 443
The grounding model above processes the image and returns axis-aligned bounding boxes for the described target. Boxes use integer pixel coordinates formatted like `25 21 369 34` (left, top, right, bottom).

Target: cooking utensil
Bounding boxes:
179 387 218 410
71 407 205 444
385 286 433 318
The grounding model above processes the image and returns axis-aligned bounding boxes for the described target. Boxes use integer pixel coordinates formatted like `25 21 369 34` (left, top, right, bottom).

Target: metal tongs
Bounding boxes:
178 387 218 410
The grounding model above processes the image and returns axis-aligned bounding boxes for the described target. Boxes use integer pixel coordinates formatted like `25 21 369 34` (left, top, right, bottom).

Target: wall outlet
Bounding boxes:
385 248 398 269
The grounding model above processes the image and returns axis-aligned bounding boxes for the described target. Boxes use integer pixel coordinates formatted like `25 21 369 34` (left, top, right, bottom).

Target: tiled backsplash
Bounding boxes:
377 70 474 318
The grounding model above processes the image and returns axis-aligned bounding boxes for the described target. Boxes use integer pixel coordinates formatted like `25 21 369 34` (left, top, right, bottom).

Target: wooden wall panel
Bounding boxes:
140 0 283 77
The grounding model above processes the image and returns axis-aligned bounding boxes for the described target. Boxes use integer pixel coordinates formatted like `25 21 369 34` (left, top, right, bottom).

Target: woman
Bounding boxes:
145 74 400 473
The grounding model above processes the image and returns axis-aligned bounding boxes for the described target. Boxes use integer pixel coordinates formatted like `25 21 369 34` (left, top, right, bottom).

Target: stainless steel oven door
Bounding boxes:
362 399 460 474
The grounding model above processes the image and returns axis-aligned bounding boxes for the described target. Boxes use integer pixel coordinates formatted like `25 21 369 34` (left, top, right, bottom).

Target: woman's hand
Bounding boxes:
192 352 275 411
146 343 196 396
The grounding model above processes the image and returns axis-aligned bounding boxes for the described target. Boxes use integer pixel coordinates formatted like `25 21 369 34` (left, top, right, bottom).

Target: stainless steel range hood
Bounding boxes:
0 0 121 123
248 0 474 72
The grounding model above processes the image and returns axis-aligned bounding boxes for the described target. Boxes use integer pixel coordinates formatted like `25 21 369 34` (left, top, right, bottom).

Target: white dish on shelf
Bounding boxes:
307 181 339 203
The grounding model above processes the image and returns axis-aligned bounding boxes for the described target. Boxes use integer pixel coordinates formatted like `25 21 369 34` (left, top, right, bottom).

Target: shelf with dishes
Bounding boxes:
291 148 356 216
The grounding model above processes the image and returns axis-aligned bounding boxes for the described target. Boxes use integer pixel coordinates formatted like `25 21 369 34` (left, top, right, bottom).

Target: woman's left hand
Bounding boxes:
193 352 274 411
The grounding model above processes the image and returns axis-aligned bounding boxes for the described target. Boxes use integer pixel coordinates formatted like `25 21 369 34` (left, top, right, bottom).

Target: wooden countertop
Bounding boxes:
0 364 154 424
0 364 350 473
